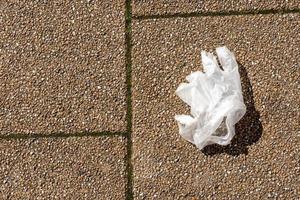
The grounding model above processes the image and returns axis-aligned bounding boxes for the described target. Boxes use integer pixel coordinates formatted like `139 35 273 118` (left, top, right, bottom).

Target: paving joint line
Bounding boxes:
0 131 127 140
124 0 134 199
133 8 300 20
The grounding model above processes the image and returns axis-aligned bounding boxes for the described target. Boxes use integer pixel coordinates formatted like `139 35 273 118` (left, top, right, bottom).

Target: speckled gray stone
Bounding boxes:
132 14 300 199
0 136 127 199
132 0 300 16
0 1 127 134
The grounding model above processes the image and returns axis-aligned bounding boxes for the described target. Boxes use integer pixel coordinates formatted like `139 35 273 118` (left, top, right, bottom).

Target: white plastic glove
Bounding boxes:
175 46 246 150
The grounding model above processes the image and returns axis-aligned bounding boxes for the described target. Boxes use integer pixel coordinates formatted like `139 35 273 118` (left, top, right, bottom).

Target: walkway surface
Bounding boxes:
0 1 299 199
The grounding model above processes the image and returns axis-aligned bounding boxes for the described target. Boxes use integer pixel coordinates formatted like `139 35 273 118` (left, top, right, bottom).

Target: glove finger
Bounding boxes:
216 46 238 72
201 51 221 75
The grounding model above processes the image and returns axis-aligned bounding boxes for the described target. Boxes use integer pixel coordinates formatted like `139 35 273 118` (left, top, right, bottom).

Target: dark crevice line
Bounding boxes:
133 8 300 20
125 0 134 199
0 131 127 140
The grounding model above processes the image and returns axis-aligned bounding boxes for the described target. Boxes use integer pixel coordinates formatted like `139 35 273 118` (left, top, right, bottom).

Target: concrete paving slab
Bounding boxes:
132 14 300 199
132 0 300 16
0 136 127 199
0 1 127 134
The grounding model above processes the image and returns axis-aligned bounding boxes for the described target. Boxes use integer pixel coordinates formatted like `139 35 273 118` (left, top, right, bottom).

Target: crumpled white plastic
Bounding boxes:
175 46 246 150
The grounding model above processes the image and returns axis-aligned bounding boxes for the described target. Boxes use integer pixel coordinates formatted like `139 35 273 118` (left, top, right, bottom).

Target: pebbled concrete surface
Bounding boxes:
0 1 127 134
1 1 300 199
132 13 300 199
0 136 127 199
132 0 300 16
